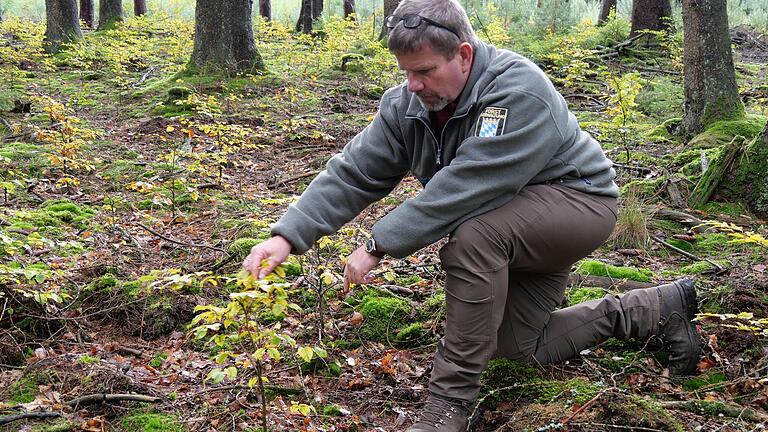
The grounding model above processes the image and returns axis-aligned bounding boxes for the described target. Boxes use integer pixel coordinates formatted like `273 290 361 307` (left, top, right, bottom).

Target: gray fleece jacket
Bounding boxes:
271 42 618 258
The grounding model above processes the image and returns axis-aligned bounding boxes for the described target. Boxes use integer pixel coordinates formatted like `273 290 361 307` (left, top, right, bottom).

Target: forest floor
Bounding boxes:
1 15 768 432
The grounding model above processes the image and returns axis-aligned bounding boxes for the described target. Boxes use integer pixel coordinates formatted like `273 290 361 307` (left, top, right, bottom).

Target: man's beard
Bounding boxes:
417 92 450 112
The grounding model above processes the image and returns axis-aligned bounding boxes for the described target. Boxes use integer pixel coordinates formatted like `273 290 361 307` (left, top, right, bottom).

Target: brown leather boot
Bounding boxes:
656 278 701 375
407 393 479 432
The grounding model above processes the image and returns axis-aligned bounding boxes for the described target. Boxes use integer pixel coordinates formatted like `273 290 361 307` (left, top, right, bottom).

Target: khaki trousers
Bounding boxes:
430 184 660 402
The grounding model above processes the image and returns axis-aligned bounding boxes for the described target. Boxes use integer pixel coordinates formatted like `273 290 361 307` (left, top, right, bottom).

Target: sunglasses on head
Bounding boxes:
385 14 461 40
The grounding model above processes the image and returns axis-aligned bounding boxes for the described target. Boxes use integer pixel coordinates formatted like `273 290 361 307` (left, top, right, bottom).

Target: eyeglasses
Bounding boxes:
385 14 461 40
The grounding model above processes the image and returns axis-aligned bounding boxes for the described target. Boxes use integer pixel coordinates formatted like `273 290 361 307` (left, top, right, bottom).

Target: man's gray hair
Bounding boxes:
387 0 479 58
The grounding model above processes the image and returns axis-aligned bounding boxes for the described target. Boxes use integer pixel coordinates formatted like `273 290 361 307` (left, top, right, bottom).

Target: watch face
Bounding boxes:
366 238 375 253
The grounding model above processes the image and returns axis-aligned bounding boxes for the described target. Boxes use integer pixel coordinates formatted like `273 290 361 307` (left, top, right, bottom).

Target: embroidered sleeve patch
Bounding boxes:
475 107 508 137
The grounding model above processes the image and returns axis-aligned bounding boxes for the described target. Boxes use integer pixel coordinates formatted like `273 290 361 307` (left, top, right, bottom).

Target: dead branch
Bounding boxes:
136 222 226 253
653 208 703 226
660 400 768 423
651 236 725 273
267 170 319 189
380 284 415 296
0 412 61 425
0 116 12 132
65 393 160 407
568 273 655 291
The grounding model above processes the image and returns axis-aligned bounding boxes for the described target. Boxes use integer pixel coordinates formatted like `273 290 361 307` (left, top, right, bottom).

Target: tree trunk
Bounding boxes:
259 0 271 21
44 0 82 53
597 0 617 25
79 0 94 28
98 0 123 29
296 0 313 34
378 0 400 40
312 0 323 21
134 0 147 16
682 0 743 136
630 0 673 36
189 0 264 73
343 0 355 20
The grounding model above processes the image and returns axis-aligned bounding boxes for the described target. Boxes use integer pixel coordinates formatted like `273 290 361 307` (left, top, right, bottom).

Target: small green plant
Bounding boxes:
191 268 324 431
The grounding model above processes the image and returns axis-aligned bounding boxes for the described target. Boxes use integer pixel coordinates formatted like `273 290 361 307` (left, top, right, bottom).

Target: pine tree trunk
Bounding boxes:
79 0 94 28
296 0 313 34
682 0 743 136
312 0 323 21
189 0 264 73
598 0 616 24
44 0 82 53
98 0 123 29
630 0 673 36
259 0 271 21
379 0 400 39
343 0 356 20
134 0 147 16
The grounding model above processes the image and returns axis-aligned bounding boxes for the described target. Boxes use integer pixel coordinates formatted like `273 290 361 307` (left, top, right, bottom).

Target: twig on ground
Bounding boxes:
136 222 226 253
567 423 666 431
651 235 725 273
65 393 160 407
0 412 61 426
561 388 614 424
0 116 12 132
267 170 319 189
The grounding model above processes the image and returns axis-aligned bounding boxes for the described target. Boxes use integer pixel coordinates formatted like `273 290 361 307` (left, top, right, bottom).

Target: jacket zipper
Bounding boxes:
409 108 473 167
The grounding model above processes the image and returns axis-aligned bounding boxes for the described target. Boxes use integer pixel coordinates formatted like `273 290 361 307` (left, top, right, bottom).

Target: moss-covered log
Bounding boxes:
689 136 744 208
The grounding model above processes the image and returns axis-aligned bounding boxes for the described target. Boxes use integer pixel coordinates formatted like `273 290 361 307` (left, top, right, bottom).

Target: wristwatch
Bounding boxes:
365 236 386 258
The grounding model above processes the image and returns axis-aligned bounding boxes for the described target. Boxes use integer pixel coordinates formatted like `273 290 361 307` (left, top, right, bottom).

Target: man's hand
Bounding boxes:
343 244 383 290
242 235 292 279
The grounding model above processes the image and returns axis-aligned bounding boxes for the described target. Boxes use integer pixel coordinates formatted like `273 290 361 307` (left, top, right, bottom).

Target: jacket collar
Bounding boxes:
405 41 492 121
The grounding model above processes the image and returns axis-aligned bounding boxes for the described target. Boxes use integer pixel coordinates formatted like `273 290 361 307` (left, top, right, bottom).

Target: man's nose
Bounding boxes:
407 73 424 92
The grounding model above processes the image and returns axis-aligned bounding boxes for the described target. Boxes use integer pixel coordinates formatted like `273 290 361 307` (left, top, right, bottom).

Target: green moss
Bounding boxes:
77 354 100 364
121 280 144 298
645 117 683 144
575 259 653 282
13 199 96 229
620 177 665 200
566 286 606 305
357 294 411 341
665 239 694 253
9 373 40 404
636 77 684 122
479 358 601 406
120 412 187 432
678 261 715 275
699 201 749 217
227 237 260 261
683 372 726 391
417 289 445 322
87 273 120 293
0 142 49 174
688 115 767 149
394 322 432 347
322 404 344 416
693 233 732 254
300 357 342 377
395 274 422 286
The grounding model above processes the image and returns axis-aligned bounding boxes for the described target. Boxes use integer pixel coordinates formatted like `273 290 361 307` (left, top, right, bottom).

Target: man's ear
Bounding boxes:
458 42 473 72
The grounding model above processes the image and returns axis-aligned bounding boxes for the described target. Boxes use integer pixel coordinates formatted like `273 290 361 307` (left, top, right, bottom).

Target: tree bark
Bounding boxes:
79 0 94 28
98 0 123 29
379 0 400 40
630 0 673 36
44 0 82 53
296 0 313 34
597 0 617 25
134 0 147 16
312 0 323 22
682 0 743 136
343 0 356 20
189 0 264 73
259 0 271 21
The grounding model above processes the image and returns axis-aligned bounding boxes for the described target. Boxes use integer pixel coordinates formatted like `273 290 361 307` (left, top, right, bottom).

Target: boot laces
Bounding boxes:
418 395 464 428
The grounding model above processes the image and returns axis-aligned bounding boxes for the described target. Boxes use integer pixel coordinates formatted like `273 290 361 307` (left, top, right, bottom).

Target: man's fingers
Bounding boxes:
258 258 277 279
